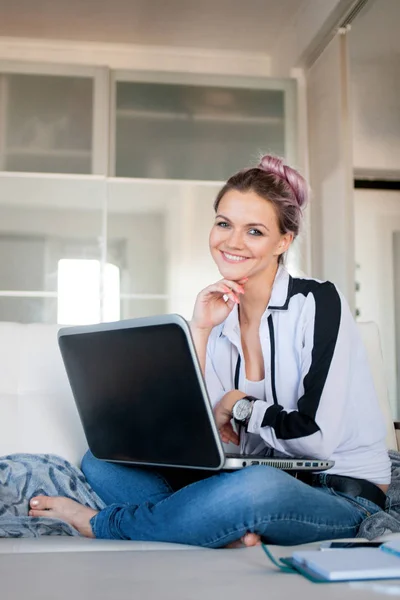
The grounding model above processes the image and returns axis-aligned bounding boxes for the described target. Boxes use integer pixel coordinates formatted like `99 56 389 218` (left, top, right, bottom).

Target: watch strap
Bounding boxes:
242 395 258 404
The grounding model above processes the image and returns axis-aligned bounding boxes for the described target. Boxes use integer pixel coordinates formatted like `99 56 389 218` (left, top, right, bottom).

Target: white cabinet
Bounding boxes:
0 63 297 179
0 63 298 324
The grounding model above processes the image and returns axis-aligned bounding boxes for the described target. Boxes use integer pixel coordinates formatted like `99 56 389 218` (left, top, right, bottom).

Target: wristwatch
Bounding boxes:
232 396 256 425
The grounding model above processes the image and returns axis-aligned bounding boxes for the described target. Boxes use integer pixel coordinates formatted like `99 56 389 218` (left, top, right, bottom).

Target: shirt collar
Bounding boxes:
220 265 292 342
268 264 292 310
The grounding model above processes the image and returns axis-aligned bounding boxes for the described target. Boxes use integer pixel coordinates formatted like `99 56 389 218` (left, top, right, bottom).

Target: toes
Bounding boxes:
242 533 261 547
30 495 53 510
225 540 243 549
226 532 262 549
29 509 52 518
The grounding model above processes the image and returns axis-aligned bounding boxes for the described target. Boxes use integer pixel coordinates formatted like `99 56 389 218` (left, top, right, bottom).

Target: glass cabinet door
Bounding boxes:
113 73 296 181
0 63 108 175
106 178 169 320
0 173 106 324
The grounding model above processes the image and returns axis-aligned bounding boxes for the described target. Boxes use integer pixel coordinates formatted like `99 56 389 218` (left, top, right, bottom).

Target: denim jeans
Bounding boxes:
81 451 382 548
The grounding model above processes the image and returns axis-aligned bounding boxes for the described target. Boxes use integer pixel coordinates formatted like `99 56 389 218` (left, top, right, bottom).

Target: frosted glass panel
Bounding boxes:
1 74 93 174
120 298 167 319
0 297 57 324
107 179 168 297
0 174 105 324
115 82 285 180
0 235 46 290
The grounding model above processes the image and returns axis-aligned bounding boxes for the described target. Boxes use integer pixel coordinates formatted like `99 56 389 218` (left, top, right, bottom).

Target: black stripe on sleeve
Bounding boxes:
261 281 342 439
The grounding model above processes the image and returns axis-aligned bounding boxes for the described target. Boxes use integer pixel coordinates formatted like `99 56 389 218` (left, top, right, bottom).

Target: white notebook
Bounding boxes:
291 545 400 582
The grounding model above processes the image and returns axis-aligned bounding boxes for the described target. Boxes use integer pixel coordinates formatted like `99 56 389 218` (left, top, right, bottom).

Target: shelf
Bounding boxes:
116 108 283 126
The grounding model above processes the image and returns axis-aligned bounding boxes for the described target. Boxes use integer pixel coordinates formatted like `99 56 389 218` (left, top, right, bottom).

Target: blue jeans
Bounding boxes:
81 451 382 548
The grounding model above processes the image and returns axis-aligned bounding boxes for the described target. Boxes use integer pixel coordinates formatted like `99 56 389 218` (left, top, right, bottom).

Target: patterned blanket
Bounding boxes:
357 450 400 539
0 454 105 537
1 451 400 539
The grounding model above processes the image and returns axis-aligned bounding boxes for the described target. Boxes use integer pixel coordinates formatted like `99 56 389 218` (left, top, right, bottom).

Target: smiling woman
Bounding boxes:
29 154 390 549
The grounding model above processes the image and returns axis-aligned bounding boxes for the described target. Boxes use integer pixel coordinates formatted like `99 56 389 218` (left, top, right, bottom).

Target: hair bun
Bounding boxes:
258 154 308 209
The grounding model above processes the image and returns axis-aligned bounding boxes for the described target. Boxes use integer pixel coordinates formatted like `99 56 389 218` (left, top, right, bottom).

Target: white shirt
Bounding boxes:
205 266 391 485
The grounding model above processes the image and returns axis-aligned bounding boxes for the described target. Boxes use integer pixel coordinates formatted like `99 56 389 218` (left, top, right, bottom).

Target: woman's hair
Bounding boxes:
214 155 309 262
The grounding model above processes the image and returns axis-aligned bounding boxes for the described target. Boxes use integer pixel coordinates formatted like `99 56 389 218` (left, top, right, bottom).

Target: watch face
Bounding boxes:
233 399 251 421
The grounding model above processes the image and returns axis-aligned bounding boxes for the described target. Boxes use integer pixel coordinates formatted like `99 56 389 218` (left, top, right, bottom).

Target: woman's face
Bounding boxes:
209 189 292 282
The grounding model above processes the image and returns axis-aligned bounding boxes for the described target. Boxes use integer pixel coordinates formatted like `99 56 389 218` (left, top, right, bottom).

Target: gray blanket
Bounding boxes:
357 450 400 539
0 454 105 537
1 451 400 539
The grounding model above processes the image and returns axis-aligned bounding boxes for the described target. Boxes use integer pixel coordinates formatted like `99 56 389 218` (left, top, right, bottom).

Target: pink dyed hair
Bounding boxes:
214 155 309 262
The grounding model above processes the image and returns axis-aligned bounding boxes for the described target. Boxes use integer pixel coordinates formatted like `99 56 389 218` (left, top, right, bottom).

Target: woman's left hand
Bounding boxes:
214 390 247 445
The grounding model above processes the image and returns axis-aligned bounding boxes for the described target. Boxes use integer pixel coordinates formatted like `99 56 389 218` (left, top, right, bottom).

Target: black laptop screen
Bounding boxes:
59 322 223 469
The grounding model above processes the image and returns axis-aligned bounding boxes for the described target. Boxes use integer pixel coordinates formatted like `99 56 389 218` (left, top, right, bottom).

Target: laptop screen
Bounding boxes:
59 321 223 469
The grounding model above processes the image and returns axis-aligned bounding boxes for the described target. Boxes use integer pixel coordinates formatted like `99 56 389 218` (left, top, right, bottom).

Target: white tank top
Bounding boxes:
244 378 265 401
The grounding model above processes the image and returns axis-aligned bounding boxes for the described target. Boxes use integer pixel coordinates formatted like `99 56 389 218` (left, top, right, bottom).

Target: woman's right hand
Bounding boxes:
191 278 247 332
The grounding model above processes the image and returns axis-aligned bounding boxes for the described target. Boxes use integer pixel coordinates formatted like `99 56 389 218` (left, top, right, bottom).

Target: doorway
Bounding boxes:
354 187 400 419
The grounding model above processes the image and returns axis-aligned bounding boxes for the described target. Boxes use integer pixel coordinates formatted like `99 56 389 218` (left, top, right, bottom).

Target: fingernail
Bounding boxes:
31 500 39 507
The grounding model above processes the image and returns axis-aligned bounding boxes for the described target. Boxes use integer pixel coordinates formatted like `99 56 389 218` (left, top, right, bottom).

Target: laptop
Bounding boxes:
58 314 334 472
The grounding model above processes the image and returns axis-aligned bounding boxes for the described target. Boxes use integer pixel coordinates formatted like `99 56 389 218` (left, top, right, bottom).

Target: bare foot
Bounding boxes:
225 532 262 549
29 496 98 538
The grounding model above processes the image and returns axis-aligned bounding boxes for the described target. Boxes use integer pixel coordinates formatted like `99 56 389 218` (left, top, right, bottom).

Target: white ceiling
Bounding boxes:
0 0 307 54
0 0 398 68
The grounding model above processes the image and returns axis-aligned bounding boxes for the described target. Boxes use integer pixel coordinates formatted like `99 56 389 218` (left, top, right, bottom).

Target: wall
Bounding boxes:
306 33 355 307
354 188 400 418
394 232 400 419
352 60 400 174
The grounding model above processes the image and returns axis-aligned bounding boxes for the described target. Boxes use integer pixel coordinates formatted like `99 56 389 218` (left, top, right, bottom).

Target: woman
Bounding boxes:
29 155 390 548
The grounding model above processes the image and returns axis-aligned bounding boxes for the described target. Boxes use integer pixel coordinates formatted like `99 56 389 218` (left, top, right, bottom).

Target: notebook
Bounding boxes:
288 540 400 582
